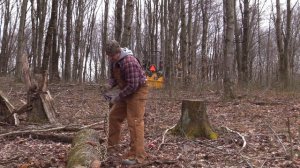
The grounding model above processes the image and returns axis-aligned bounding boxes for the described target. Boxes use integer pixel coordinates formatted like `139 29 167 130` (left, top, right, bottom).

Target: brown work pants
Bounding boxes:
108 85 148 163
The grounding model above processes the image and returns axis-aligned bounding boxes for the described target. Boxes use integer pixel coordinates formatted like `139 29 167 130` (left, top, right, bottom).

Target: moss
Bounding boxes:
171 123 218 140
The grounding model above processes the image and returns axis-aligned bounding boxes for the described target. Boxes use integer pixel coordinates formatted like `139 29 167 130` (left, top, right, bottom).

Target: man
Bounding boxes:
105 40 148 165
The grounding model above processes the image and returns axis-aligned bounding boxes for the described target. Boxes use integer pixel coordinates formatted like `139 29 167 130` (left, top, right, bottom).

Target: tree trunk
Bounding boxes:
115 0 123 42
15 0 28 80
37 0 47 69
67 129 102 168
180 0 187 86
121 0 134 47
201 0 209 83
101 0 109 80
223 0 235 99
65 0 72 82
171 100 218 139
240 0 250 86
0 1 10 76
42 0 58 74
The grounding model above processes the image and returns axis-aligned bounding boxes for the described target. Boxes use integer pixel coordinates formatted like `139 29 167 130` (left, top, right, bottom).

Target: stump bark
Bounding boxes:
171 99 218 139
67 129 102 168
0 90 19 125
22 55 57 124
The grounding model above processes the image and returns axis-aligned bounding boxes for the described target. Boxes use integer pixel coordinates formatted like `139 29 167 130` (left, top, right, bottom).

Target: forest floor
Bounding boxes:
0 76 300 168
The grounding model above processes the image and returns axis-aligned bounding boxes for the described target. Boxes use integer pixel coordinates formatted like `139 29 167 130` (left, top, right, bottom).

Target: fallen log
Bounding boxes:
67 129 103 168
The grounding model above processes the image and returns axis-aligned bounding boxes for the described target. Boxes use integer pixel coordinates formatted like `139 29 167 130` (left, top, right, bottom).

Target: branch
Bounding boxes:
223 126 247 152
266 124 288 155
0 121 104 138
157 124 176 151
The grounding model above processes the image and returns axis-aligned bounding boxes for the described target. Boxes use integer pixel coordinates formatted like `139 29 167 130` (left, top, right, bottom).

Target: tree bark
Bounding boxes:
121 0 134 47
15 0 28 80
240 0 250 86
171 100 218 139
180 0 187 85
0 1 10 76
65 0 72 82
67 129 102 168
115 0 123 42
22 55 58 124
0 90 19 125
223 0 235 99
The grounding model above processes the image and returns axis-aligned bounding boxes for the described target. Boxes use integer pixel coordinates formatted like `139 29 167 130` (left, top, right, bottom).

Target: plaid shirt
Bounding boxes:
110 55 146 99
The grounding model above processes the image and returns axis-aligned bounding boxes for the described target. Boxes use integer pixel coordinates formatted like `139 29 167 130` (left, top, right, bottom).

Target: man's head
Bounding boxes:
106 40 121 62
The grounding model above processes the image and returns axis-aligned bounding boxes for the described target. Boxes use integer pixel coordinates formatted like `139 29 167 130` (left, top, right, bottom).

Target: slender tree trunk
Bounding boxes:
37 0 47 69
65 0 72 81
0 1 10 76
115 0 123 42
234 0 242 84
59 0 66 79
73 0 84 81
180 0 187 86
50 0 59 82
223 0 235 99
101 0 109 80
15 0 28 79
42 0 58 73
121 0 134 47
201 0 210 82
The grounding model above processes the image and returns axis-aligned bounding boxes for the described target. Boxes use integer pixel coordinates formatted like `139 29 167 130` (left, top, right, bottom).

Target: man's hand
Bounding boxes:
110 95 120 104
100 84 113 94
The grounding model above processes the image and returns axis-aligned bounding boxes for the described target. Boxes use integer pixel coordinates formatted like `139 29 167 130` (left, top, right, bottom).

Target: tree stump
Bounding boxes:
67 129 103 168
171 100 218 139
0 90 19 125
22 55 57 124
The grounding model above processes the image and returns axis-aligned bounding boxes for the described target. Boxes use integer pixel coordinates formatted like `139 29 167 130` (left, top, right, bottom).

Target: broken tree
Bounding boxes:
0 90 19 125
171 100 218 139
22 54 58 124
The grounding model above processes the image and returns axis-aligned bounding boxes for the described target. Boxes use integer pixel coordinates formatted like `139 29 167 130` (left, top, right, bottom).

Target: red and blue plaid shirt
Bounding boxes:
109 55 146 99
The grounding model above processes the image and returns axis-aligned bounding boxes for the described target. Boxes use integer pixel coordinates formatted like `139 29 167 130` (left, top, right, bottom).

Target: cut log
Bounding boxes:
171 99 218 139
0 90 19 125
67 129 102 168
22 55 58 124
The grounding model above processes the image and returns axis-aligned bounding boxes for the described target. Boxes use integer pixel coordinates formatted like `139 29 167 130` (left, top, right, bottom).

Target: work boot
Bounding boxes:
122 159 138 165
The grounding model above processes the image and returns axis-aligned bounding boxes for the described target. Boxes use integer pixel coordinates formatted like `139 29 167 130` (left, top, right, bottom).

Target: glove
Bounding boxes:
103 94 112 101
110 95 120 104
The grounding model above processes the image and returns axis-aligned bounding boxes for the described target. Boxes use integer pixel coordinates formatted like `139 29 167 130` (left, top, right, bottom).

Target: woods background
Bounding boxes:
0 0 299 93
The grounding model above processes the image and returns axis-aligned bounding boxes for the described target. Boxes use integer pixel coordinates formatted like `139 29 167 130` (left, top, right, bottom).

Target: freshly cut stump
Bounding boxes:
67 129 103 168
171 100 218 139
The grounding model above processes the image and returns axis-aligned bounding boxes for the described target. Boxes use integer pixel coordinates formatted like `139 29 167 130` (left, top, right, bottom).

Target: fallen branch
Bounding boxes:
0 121 104 138
266 124 288 156
222 126 247 152
132 160 177 168
157 124 176 151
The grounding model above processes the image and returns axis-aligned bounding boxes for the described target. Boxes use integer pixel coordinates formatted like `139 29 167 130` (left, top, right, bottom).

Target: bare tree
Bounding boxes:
73 0 84 81
0 0 10 75
223 0 235 99
64 0 72 81
101 0 109 80
121 0 134 47
42 0 58 75
15 0 28 79
201 0 210 82
180 0 187 85
275 0 291 88
115 0 123 42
